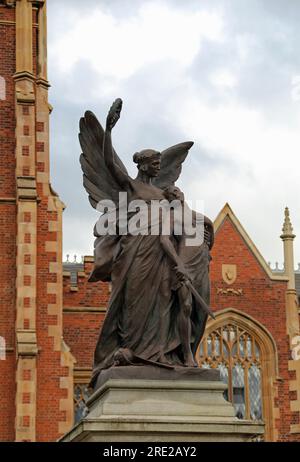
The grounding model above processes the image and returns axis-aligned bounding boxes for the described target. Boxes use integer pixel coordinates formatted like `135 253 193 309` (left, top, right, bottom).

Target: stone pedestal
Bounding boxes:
61 366 264 442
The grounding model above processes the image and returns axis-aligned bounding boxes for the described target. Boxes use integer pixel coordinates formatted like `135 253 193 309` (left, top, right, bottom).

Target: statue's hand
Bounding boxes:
175 263 189 283
106 98 123 131
204 223 213 249
204 226 210 245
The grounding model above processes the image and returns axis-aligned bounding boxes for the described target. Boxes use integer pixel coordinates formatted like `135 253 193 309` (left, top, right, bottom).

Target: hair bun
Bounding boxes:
132 149 161 166
133 152 140 164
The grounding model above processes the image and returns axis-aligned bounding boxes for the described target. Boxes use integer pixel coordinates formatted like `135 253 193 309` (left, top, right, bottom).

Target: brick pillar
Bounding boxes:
14 0 38 442
11 0 75 441
0 0 17 442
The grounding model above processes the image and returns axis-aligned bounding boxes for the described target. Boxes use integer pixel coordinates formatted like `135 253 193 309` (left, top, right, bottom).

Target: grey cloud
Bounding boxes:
47 0 300 263
187 0 300 122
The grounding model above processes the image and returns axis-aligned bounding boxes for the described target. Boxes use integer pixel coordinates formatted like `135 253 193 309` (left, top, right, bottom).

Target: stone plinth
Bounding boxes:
60 367 264 442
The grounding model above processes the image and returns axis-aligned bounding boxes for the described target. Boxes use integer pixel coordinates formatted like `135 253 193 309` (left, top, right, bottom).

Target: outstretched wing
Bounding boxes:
79 110 128 208
152 141 194 189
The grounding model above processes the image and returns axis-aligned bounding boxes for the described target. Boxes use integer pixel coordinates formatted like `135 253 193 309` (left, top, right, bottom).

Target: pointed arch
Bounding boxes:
197 308 279 441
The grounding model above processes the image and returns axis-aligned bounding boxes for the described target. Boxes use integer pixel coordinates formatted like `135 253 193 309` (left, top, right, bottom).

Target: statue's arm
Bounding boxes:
103 129 130 190
104 99 131 190
160 235 181 267
160 235 189 281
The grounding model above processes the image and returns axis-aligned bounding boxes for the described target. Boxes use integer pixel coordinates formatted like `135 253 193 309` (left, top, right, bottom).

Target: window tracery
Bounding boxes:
74 383 91 423
198 323 263 420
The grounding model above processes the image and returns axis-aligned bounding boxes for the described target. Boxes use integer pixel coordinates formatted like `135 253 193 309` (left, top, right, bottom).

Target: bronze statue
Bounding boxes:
79 98 214 388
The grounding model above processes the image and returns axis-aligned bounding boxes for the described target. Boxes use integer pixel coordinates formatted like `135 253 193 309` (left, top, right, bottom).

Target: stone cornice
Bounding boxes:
0 197 16 203
13 70 35 82
36 77 50 89
16 330 38 356
14 72 36 103
0 19 15 25
63 306 107 313
17 176 38 201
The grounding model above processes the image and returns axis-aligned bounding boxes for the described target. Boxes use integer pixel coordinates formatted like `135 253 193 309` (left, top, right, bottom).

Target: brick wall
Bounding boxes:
63 312 103 371
0 5 16 442
211 216 299 441
63 259 109 374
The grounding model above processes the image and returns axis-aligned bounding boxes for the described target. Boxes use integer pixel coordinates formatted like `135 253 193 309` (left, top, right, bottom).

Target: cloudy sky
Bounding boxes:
47 0 300 269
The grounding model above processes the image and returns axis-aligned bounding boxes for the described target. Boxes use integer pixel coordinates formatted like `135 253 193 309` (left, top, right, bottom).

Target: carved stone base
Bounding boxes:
94 364 220 390
60 369 264 442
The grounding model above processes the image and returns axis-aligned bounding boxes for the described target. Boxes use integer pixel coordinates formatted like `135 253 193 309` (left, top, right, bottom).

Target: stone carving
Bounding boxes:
79 99 215 388
222 263 237 285
217 288 243 296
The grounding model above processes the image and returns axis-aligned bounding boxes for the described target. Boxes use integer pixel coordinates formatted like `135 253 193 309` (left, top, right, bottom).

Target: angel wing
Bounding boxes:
152 141 194 189
79 110 128 208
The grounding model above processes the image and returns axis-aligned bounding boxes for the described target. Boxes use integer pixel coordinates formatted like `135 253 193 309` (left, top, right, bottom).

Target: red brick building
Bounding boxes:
62 204 300 442
0 0 74 442
1 0 300 442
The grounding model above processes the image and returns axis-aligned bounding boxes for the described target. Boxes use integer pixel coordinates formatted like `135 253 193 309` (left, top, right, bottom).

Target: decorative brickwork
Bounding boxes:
0 0 74 442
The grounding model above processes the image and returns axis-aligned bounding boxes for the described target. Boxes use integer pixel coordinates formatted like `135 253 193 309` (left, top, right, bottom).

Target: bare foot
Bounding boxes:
184 355 198 368
158 354 171 365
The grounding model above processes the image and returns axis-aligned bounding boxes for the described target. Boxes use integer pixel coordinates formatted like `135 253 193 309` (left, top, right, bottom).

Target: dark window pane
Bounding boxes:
249 365 263 420
74 384 91 423
232 363 245 419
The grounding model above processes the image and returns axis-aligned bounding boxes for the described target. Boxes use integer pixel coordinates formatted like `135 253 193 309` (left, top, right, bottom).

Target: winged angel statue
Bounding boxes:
79 99 214 388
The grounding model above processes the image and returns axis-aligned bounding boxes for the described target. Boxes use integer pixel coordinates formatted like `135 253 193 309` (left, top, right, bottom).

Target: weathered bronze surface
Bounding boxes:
79 99 214 389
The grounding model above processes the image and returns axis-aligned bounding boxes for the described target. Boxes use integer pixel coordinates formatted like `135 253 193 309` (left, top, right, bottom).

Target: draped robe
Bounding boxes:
89 203 211 386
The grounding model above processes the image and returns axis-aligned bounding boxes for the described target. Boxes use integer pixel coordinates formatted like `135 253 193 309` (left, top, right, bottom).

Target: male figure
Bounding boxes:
160 186 214 367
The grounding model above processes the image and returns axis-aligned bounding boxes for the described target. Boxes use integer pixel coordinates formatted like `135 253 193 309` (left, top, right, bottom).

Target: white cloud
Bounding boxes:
210 69 237 89
291 75 300 102
161 73 300 266
49 2 224 80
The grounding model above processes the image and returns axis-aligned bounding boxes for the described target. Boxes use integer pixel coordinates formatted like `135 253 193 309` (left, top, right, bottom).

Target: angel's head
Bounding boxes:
163 185 185 203
133 149 161 177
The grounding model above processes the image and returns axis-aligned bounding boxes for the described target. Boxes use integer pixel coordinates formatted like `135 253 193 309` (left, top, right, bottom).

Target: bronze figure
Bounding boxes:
79 99 214 388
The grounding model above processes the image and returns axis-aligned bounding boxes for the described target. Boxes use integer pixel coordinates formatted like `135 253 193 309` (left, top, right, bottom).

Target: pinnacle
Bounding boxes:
281 207 295 239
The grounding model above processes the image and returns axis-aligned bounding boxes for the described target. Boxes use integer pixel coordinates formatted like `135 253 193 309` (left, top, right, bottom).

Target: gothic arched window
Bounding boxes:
197 309 279 441
198 323 263 421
